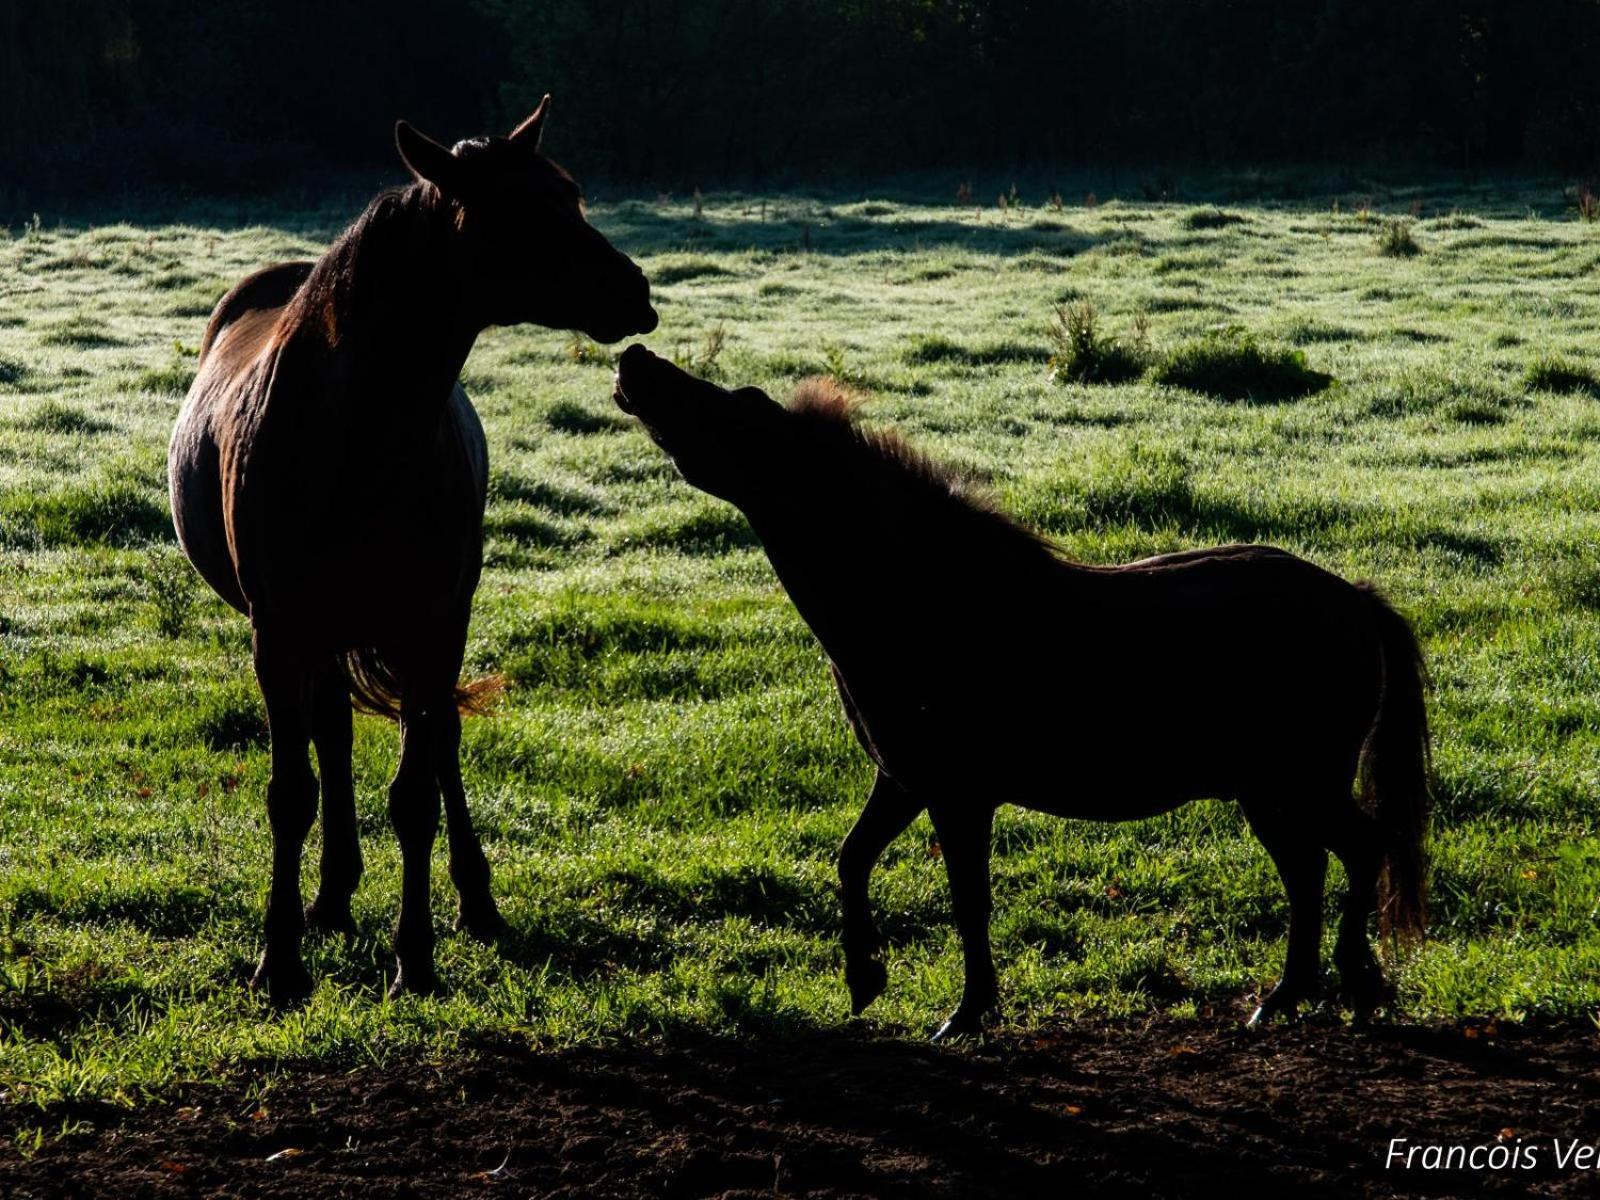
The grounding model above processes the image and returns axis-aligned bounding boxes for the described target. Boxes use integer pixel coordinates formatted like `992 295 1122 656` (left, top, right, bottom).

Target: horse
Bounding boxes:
610 345 1432 1041
168 98 657 1002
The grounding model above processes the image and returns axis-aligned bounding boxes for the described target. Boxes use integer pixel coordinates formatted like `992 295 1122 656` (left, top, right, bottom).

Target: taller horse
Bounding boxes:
168 99 656 1001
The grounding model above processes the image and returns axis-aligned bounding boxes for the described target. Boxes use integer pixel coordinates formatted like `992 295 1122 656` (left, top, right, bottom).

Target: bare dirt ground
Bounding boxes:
3 1015 1598 1199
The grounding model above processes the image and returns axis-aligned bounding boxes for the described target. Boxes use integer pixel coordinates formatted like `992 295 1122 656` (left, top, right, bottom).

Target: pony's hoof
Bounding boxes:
387 965 442 1000
1245 987 1306 1031
845 959 888 1016
454 904 509 943
250 958 314 1007
931 1009 986 1043
304 898 359 940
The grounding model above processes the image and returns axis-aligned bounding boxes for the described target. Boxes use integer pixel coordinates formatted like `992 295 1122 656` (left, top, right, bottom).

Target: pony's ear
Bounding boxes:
508 94 551 149
395 121 463 192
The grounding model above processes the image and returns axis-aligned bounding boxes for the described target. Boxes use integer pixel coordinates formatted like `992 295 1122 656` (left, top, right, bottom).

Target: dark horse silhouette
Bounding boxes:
168 99 657 1001
611 346 1432 1040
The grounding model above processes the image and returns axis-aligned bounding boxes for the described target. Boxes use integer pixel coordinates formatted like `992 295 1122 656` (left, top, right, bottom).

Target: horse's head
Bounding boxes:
395 97 656 343
612 344 790 505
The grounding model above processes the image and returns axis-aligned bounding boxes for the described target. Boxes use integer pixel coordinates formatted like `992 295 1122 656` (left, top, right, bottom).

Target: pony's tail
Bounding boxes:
340 647 503 721
1356 584 1433 947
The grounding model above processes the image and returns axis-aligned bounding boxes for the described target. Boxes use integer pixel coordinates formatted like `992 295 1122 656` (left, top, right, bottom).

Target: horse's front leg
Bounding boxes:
388 697 443 997
304 657 361 938
838 770 922 1015
251 627 318 1004
927 800 998 1041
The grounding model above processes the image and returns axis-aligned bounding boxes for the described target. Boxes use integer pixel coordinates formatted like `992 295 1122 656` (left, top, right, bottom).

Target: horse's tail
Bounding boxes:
1356 584 1433 946
340 647 503 721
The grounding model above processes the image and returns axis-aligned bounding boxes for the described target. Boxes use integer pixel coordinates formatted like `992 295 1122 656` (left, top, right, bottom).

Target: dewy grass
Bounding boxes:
3 178 1600 1110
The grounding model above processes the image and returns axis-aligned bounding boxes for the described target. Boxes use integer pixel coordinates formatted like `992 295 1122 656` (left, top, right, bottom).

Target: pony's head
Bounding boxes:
613 345 786 503
395 97 656 342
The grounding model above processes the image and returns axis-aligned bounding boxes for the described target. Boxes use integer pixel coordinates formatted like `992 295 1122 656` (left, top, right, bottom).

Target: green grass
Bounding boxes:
3 178 1600 1112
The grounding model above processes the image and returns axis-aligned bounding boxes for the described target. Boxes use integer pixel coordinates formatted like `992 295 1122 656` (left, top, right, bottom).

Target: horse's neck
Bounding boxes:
316 218 479 422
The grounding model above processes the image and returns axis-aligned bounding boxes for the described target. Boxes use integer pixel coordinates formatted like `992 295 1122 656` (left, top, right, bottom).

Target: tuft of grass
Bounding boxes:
0 480 170 548
37 315 121 348
0 356 28 390
1045 301 1147 384
13 401 109 434
1181 208 1246 231
134 363 195 394
904 334 1044 368
1376 219 1422 257
1150 326 1331 402
1523 354 1599 397
651 257 735 286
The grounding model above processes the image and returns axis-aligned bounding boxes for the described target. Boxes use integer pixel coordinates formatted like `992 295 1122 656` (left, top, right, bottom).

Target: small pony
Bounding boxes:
169 98 656 1001
612 345 1431 1040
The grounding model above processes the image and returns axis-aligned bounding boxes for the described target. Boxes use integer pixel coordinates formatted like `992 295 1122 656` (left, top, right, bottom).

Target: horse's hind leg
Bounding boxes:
1325 803 1392 1023
927 800 998 1042
437 701 505 941
838 770 922 1015
251 628 318 1003
305 657 361 938
1244 804 1328 1028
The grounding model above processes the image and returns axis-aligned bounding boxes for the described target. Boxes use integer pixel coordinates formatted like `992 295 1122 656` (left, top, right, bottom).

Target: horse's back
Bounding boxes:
170 263 312 614
199 261 314 359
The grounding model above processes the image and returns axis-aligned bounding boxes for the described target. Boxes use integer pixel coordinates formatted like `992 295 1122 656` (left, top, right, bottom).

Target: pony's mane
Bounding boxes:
784 377 1063 564
280 181 447 347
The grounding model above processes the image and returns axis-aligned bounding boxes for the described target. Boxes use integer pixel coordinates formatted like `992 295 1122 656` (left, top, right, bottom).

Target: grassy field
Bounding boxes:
3 173 1600 1117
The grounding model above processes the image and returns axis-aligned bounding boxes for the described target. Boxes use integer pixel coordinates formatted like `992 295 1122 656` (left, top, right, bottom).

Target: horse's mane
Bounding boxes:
784 378 1064 567
279 181 447 347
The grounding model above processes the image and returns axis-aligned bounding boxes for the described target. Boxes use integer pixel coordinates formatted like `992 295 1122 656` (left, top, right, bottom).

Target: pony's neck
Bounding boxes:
750 504 911 674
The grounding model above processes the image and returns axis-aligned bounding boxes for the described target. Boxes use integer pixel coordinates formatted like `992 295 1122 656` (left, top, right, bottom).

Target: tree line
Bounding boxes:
3 0 1598 205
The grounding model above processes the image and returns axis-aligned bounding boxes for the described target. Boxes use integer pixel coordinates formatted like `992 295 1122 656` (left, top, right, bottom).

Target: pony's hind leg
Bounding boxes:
251 628 318 1004
437 701 506 941
838 770 922 1015
927 800 998 1042
304 657 361 938
1325 803 1393 1023
1243 804 1328 1028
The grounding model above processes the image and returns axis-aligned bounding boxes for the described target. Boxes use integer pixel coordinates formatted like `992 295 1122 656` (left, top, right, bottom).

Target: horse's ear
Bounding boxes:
395 121 463 193
508 94 551 150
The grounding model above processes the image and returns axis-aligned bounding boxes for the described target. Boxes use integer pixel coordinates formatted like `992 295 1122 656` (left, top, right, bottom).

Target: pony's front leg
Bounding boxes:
251 629 318 1004
927 800 997 1042
388 701 443 997
838 770 922 1015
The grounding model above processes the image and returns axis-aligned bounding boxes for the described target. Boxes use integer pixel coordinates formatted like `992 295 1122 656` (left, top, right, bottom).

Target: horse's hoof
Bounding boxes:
250 959 314 1007
454 904 509 943
304 898 359 940
845 959 888 1016
387 965 442 999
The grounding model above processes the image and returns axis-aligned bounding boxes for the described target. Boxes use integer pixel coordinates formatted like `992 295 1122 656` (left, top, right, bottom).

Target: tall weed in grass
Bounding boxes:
1376 219 1422 257
1046 301 1147 384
